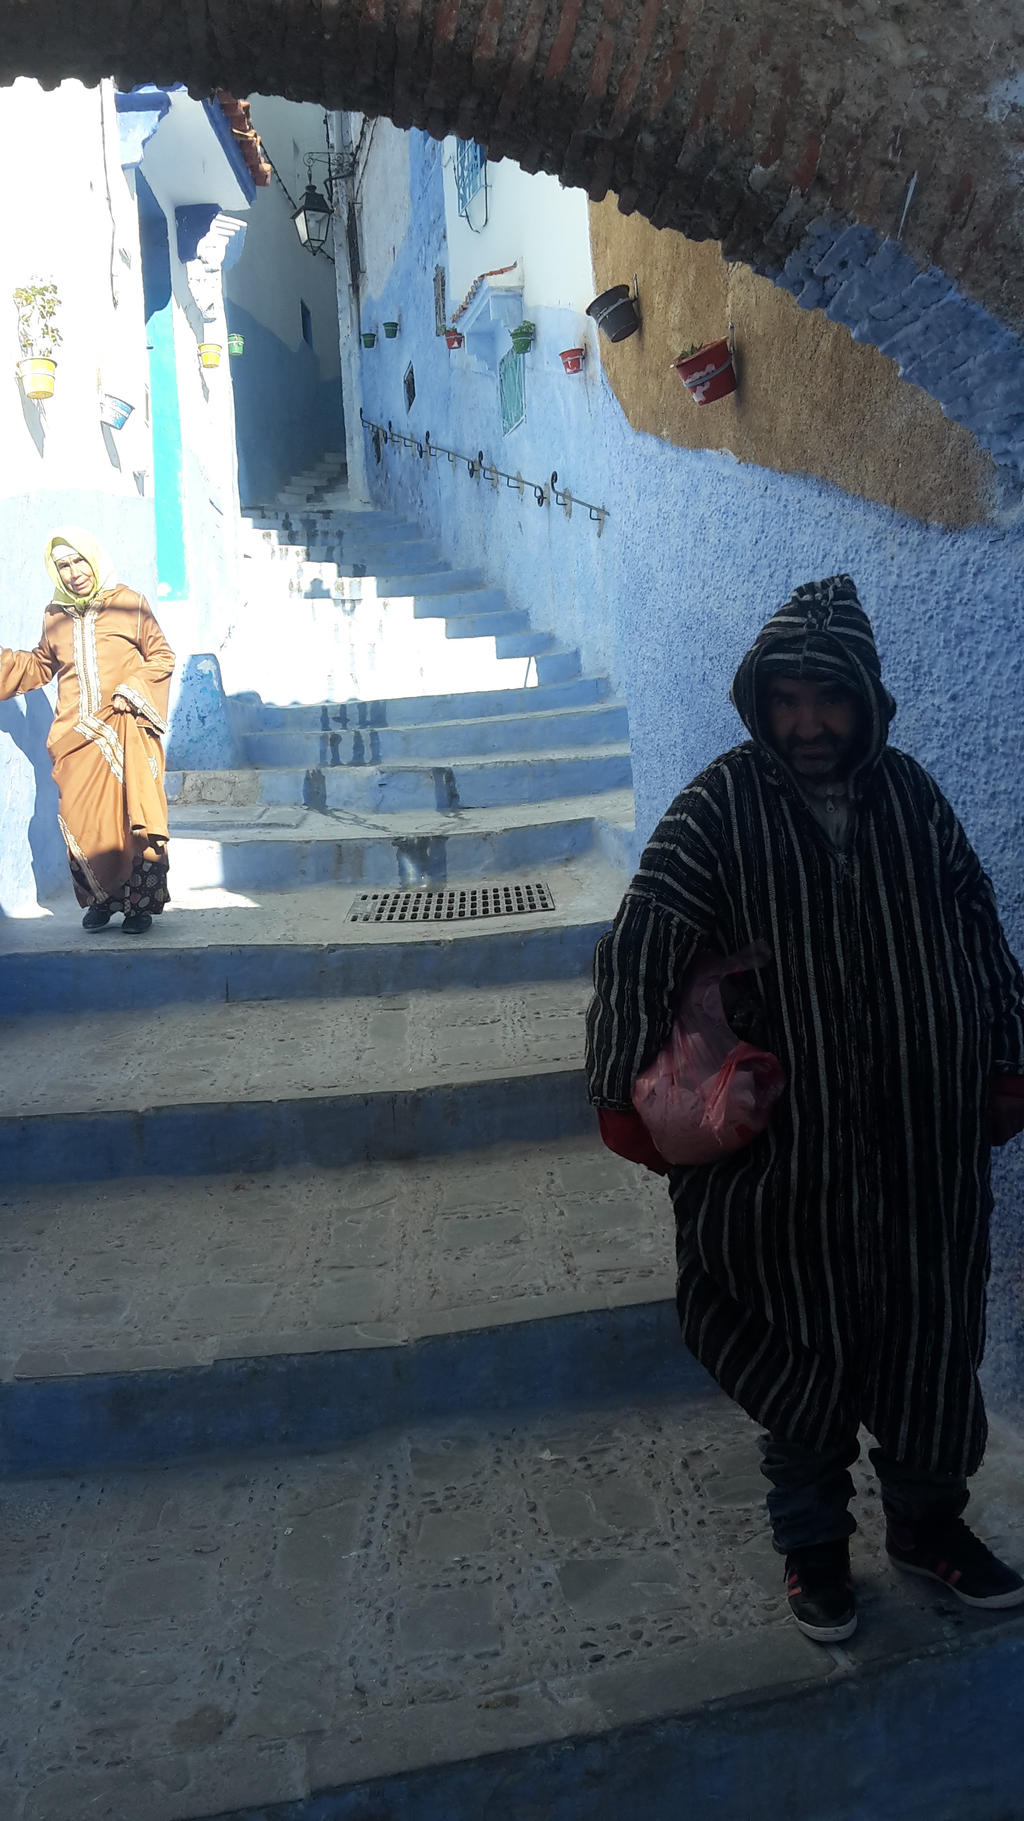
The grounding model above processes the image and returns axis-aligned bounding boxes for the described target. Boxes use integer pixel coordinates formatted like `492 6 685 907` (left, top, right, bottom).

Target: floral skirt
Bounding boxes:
70 852 170 916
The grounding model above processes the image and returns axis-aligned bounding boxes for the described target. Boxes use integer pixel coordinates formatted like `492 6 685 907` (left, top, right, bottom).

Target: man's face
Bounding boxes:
763 676 864 781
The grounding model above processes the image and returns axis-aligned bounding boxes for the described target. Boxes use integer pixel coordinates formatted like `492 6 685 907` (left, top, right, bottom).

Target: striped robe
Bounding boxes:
586 581 1024 1477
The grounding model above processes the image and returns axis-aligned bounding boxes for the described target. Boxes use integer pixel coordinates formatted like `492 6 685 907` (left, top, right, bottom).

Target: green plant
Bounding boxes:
675 342 703 360
13 282 62 359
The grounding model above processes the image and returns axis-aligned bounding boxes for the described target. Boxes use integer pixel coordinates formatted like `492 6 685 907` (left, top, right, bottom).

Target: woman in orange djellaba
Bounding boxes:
0 529 175 933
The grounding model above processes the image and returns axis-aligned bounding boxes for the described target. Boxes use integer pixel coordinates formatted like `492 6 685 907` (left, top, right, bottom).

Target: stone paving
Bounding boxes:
0 1141 672 1379
5 1398 1024 1821
0 984 590 1117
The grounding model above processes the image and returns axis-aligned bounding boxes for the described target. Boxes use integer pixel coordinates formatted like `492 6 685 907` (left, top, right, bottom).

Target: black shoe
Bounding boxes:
784 1539 858 1642
121 911 153 935
886 1515 1024 1608
82 905 112 931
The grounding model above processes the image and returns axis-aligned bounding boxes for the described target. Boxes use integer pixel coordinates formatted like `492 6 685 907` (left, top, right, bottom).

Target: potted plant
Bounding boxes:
509 319 536 355
13 281 62 398
586 284 640 342
444 326 464 350
228 331 245 356
99 393 133 430
362 329 377 348
383 319 400 338
671 338 737 405
559 346 586 374
198 341 222 369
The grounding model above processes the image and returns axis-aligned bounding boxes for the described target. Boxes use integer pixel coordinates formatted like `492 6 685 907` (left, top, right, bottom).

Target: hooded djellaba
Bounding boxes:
0 528 175 931
586 575 1024 1482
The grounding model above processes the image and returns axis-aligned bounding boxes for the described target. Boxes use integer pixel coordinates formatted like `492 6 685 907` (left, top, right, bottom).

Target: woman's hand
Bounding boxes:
111 693 135 714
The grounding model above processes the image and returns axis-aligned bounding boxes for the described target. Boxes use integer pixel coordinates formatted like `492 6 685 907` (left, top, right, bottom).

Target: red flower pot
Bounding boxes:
672 338 737 405
559 347 586 374
444 329 464 350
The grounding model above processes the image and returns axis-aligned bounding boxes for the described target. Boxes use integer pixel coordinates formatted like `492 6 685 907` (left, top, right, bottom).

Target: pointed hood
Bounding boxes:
730 574 896 788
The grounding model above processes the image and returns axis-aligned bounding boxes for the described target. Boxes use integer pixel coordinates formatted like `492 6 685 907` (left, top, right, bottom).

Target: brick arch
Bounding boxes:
8 0 1023 482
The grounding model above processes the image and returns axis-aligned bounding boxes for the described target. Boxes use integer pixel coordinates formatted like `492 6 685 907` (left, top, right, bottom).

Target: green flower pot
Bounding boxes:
362 331 377 348
383 321 399 339
227 332 245 356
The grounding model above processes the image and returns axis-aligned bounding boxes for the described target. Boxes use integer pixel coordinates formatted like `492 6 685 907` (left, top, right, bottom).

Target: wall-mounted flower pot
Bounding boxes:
444 328 464 350
559 347 586 374
198 342 222 369
99 393 133 429
227 332 245 356
672 338 737 405
586 284 640 342
17 356 56 399
383 321 400 339
362 331 377 348
509 320 536 355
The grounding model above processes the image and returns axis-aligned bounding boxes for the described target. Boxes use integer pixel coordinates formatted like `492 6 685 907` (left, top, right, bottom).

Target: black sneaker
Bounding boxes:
82 905 112 931
121 911 153 935
886 1515 1024 1609
784 1539 857 1642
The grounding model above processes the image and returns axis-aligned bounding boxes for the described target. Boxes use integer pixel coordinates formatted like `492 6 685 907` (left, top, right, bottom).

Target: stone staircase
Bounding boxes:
3 475 1024 1821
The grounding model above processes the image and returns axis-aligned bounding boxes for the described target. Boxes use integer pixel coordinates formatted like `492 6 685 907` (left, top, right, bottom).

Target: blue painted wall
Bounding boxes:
358 128 1024 1429
228 302 344 507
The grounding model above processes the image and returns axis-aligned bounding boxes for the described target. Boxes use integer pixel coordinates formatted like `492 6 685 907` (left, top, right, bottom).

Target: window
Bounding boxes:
498 348 525 435
454 139 486 220
300 300 313 346
404 363 416 411
433 265 447 335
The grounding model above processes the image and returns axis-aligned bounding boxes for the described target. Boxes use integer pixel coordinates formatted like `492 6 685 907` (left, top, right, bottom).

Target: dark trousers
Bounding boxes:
759 1432 970 1552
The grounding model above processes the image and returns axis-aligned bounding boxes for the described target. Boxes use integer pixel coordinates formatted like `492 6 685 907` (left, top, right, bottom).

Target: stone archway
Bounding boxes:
5 0 1023 481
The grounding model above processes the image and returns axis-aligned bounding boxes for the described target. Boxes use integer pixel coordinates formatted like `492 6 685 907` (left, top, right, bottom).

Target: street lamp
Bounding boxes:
291 179 334 255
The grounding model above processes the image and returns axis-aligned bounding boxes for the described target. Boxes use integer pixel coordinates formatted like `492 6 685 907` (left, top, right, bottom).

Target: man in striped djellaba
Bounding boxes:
586 574 1024 1644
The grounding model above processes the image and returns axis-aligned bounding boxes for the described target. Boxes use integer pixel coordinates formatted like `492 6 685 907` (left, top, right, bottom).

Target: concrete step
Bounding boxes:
374 569 485 596
0 860 624 1013
165 790 634 890
496 628 556 658
536 648 582 683
0 1135 673 1446
4 1384 1024 1821
167 746 633 814
230 676 610 731
0 980 595 1184
410 586 509 619
242 704 629 765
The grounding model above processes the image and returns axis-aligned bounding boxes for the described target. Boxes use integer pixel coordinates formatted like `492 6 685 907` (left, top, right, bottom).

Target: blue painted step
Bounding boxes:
241 703 630 765
234 676 609 731
0 1066 591 1188
0 918 613 1016
168 804 627 889
169 748 632 814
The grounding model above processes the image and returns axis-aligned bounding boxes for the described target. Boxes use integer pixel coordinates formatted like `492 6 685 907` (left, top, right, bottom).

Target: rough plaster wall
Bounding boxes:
589 202 997 530
229 95 343 382
358 132 621 684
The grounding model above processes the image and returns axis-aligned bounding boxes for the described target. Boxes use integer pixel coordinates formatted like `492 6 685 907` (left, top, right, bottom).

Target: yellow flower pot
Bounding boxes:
17 356 56 399
198 342 222 369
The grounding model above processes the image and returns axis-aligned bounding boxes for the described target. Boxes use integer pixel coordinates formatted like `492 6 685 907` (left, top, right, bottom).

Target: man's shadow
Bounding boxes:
0 693 64 904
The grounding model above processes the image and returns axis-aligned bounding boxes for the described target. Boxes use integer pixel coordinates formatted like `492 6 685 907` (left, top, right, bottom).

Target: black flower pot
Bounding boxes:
586 283 641 342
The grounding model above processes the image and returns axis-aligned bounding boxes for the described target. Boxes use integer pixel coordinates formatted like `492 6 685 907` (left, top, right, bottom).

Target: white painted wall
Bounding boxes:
442 148 594 322
226 96 342 383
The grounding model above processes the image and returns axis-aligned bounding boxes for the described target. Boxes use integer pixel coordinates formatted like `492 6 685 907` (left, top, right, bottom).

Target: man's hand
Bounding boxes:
992 1075 1024 1146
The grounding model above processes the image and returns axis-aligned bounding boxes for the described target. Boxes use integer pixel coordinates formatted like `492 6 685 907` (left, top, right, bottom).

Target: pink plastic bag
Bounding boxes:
632 942 785 1165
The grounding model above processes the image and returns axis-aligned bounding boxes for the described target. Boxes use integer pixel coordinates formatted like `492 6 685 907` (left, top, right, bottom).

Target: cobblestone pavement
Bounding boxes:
0 1141 671 1379
5 1401 1024 1821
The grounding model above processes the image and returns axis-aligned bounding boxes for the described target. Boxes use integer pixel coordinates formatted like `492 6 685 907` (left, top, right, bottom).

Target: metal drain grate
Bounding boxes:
348 881 555 923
